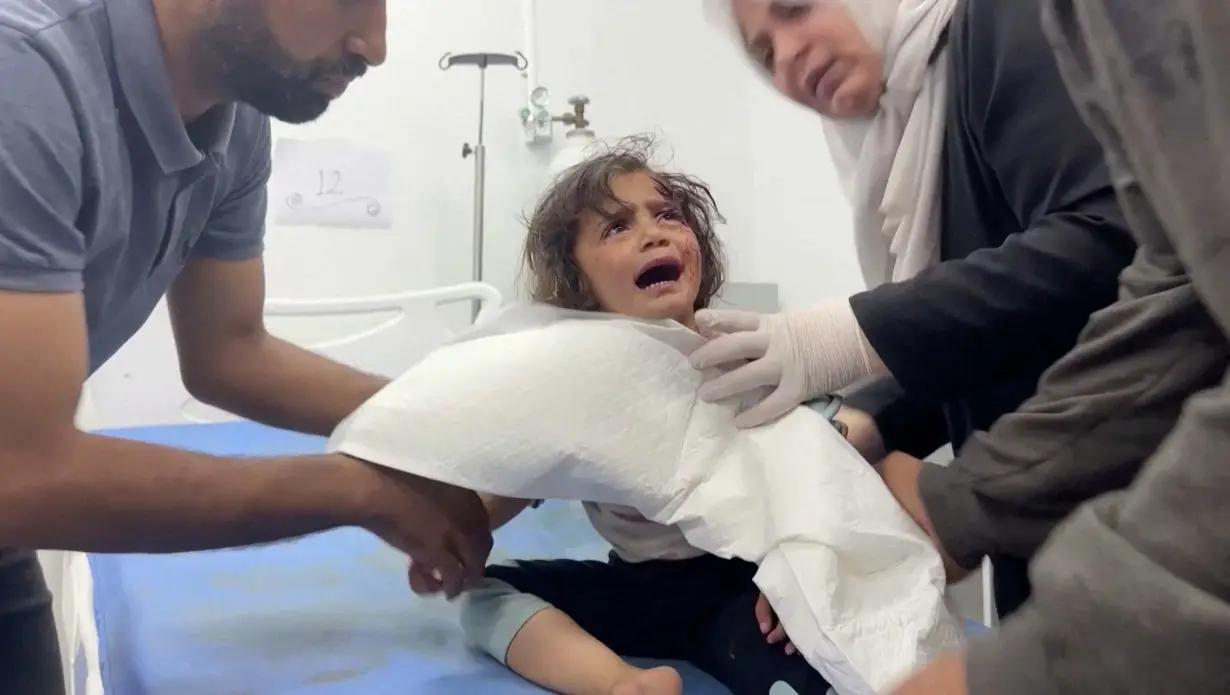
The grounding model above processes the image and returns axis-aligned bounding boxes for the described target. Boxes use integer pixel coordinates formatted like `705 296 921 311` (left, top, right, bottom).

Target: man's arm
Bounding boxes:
904 255 1226 572
169 256 387 436
167 115 386 436
0 291 382 552
890 376 1230 695
962 369 1230 695
0 39 491 573
0 33 384 552
2 292 492 583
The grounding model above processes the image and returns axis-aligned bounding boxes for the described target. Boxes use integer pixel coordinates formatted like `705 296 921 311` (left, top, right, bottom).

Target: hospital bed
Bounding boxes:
46 281 985 695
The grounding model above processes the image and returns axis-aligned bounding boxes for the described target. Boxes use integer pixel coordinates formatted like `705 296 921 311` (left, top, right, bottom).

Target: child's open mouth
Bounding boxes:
634 257 684 292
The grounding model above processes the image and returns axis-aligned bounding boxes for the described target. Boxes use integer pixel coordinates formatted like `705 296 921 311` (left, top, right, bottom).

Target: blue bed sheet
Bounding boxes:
90 422 731 695
91 422 984 695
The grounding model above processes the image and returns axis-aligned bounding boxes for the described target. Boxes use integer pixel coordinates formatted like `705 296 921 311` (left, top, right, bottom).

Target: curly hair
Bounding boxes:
520 134 728 311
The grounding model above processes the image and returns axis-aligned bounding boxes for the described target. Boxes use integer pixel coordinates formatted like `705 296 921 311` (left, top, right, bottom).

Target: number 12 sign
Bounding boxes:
271 137 394 230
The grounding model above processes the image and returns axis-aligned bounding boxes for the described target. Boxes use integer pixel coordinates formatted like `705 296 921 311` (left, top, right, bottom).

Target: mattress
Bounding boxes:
80 421 982 694
83 422 731 694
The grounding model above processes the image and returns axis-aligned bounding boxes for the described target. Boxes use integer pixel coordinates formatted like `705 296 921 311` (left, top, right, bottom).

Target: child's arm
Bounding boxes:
482 494 533 531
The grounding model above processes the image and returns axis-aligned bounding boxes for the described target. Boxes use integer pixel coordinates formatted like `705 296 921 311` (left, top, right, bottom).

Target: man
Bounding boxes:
886 0 1230 691
0 1 493 692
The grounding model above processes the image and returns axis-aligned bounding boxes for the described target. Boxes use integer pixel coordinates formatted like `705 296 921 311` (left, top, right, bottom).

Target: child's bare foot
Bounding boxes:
611 666 683 695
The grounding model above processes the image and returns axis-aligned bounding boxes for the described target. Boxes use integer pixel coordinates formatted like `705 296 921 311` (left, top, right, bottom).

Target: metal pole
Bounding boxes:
438 51 525 323
471 68 487 322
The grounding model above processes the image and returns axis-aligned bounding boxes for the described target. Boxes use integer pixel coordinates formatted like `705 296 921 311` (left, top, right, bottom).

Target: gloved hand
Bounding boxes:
688 302 877 428
689 309 811 428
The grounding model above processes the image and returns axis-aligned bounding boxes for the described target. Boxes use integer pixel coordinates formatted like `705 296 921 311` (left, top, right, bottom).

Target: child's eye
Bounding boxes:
658 209 683 223
603 221 629 237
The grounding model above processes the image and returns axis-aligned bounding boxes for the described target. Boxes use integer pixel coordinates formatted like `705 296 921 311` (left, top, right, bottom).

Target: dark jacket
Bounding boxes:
961 1 1230 692
843 0 1137 616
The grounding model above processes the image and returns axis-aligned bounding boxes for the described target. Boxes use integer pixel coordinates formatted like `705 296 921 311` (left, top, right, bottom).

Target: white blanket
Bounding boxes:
328 303 964 695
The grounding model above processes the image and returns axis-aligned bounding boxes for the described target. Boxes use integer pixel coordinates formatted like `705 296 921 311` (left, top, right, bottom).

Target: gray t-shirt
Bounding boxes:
0 0 271 374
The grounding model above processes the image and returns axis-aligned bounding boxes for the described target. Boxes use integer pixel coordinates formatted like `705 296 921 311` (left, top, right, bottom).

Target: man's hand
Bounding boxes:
876 452 970 582
354 462 493 598
407 560 446 596
886 652 967 695
754 593 796 655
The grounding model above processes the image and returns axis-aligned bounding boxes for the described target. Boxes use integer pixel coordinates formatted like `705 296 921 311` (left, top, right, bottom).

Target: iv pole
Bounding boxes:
439 51 527 321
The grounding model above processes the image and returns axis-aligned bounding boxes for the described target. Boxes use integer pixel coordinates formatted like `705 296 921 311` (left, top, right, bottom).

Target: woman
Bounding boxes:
692 0 1137 618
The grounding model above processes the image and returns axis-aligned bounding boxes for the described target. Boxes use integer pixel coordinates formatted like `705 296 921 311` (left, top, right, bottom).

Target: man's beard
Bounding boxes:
197 3 367 124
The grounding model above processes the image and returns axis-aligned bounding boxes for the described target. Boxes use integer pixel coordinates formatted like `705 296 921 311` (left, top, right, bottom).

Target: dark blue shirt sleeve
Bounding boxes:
0 28 87 292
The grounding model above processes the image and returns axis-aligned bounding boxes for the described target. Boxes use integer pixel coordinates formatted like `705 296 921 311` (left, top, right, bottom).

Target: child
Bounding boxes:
410 136 834 695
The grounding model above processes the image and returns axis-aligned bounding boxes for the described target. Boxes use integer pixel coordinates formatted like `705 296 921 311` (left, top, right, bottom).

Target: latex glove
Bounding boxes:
689 303 874 428
689 309 805 428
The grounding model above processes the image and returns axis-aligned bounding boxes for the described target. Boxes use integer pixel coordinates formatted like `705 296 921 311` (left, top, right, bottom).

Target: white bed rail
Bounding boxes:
178 282 502 423
82 282 502 429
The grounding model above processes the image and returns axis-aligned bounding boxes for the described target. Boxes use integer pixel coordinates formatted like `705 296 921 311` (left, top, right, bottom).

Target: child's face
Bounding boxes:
573 171 703 327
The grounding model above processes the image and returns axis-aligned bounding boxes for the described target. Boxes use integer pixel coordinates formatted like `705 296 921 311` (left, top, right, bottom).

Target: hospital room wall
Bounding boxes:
260 0 864 312
82 1 868 426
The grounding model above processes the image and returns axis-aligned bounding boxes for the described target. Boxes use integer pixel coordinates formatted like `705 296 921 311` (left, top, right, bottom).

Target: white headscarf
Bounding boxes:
825 0 956 287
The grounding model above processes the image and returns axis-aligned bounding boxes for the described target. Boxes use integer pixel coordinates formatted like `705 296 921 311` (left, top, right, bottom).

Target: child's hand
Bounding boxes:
833 406 885 461
754 593 796 655
407 560 445 595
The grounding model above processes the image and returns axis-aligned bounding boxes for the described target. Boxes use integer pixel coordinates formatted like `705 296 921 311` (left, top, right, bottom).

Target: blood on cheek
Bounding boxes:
680 234 702 281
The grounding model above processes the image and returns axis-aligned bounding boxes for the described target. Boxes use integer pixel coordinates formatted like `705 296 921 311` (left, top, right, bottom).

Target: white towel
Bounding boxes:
328 303 964 695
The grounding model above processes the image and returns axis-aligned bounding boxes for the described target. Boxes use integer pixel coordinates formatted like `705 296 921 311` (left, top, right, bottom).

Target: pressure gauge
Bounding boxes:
529 86 550 109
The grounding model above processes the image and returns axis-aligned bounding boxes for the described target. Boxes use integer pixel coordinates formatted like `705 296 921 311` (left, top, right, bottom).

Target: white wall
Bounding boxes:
87 0 861 428
744 78 866 307
260 0 859 307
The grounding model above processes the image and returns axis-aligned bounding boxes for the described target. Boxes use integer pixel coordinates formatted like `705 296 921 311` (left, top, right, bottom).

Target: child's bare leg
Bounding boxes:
505 607 681 695
460 579 680 695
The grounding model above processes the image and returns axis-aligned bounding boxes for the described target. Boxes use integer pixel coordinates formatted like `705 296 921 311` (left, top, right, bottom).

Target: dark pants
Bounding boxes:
0 549 67 695
488 553 832 695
